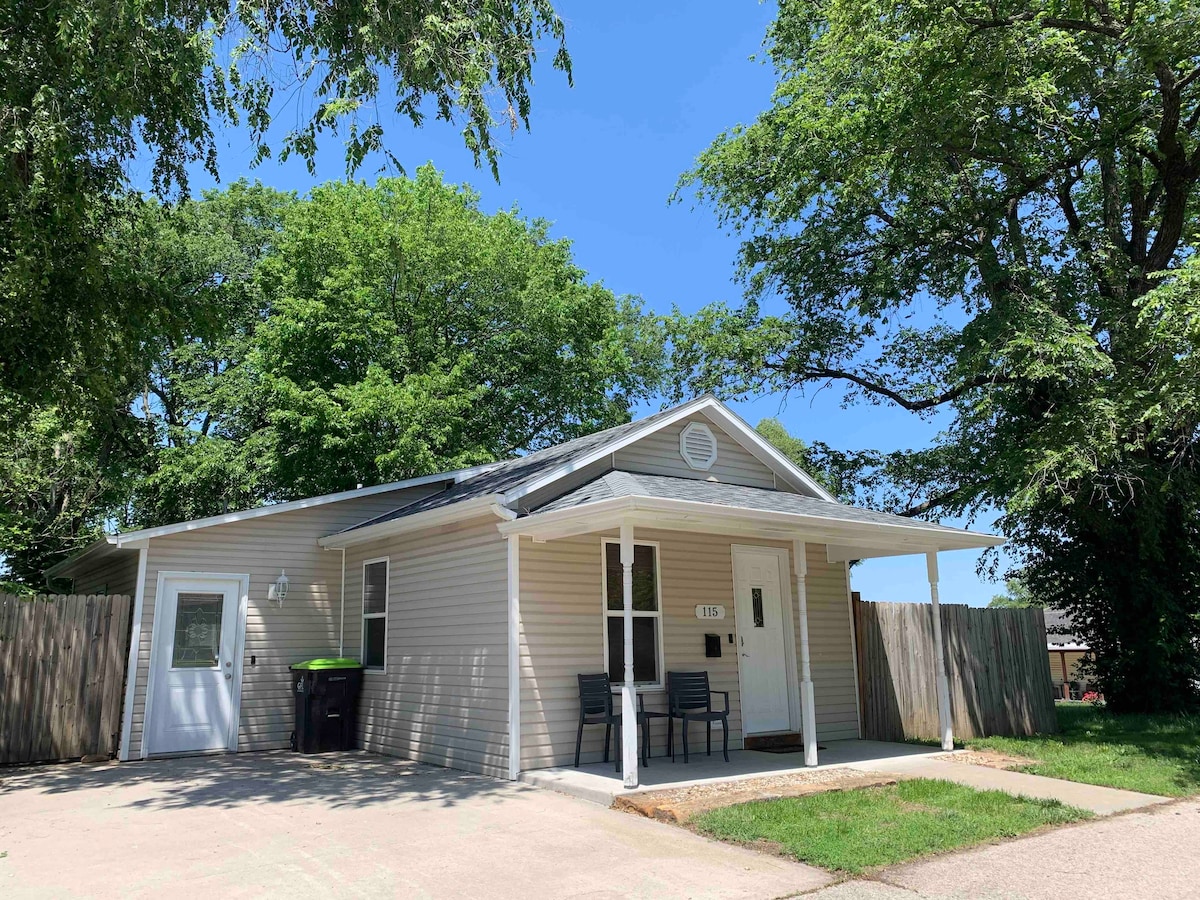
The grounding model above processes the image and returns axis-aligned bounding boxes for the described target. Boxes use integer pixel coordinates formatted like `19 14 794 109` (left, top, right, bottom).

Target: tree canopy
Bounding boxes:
676 0 1200 712
5 167 662 582
1 0 570 407
988 579 1036 609
754 417 870 503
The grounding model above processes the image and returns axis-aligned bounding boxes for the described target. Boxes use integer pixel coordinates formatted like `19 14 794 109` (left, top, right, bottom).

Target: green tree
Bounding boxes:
754 418 872 503
988 579 1036 609
130 167 663 523
1 0 571 407
0 401 144 587
675 0 1200 712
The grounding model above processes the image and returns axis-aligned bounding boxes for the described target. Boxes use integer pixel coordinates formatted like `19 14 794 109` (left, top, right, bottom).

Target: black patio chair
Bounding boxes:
574 673 656 770
666 671 729 763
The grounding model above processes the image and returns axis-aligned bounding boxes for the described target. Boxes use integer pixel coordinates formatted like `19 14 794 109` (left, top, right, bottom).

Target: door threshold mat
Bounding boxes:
754 744 826 754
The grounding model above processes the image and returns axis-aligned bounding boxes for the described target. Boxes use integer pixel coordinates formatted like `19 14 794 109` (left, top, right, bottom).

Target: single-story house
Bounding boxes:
1045 609 1092 698
49 396 1003 787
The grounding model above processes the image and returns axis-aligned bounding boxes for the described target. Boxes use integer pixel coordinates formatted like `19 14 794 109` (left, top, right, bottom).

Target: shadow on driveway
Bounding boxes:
0 750 523 812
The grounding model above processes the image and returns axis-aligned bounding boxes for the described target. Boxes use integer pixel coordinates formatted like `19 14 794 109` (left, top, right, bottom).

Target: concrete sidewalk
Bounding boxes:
809 799 1200 899
844 753 1171 815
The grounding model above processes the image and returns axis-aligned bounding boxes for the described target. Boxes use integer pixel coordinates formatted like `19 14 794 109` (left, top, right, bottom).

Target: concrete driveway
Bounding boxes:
0 752 833 899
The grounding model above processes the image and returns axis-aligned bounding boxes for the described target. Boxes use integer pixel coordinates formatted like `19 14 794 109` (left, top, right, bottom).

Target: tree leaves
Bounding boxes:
129 167 663 522
1 0 571 407
680 0 1200 710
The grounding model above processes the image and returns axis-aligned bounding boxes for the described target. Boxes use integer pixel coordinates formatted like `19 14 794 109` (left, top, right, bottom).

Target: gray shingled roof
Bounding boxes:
1045 609 1086 647
529 470 976 537
341 404 691 532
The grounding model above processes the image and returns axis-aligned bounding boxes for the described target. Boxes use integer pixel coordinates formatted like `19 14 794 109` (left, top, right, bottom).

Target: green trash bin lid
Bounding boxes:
291 657 363 670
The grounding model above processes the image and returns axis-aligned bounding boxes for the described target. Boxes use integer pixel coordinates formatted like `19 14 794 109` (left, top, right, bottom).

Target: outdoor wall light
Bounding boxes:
269 570 290 608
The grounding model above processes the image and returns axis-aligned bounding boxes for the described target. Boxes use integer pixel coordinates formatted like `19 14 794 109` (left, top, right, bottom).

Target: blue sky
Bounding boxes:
160 1 1010 606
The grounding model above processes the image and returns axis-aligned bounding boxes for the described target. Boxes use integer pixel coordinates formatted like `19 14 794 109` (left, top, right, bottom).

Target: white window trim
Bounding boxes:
362 556 390 673
600 537 666 692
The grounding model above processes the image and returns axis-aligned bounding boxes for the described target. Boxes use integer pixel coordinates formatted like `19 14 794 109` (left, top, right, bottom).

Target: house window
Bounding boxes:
602 541 663 687
362 558 388 670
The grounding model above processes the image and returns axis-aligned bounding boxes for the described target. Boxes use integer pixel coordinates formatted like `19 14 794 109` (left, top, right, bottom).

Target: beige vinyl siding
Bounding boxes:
612 413 787 490
125 485 441 759
69 550 139 597
342 515 509 778
518 530 859 770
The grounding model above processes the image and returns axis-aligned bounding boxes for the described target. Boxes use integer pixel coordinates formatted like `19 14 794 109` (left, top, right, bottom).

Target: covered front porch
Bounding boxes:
498 470 1004 790
520 739 944 806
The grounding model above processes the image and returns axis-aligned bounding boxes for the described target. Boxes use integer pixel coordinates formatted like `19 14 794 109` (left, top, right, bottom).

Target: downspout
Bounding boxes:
339 548 347 657
493 503 523 779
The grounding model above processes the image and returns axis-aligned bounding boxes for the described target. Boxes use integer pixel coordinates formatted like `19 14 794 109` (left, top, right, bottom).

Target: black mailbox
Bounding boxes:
705 633 722 658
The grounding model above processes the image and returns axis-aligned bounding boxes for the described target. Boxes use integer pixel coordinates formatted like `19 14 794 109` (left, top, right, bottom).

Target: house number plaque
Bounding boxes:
695 604 726 620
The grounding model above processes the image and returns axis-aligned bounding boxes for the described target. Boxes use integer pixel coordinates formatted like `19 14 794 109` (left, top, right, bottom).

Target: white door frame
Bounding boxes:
142 571 250 758
731 544 801 736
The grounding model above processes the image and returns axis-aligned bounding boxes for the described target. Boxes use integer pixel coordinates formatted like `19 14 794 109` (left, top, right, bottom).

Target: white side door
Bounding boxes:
733 547 793 734
146 574 245 755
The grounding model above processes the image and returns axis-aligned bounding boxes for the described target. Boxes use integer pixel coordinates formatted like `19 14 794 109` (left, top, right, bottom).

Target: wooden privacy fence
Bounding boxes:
854 598 1057 742
0 594 132 764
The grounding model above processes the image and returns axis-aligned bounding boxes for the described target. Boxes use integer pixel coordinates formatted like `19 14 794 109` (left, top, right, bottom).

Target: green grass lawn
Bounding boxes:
966 703 1200 797
691 779 1090 873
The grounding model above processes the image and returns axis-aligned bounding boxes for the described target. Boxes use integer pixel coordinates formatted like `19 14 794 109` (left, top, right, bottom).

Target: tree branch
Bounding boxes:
896 485 979 518
796 367 1009 412
959 11 1125 39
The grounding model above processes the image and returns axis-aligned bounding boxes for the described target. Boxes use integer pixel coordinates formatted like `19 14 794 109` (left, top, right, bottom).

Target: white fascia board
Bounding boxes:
695 403 838 502
825 537 1005 561
499 495 1005 553
500 397 715 505
318 495 506 548
109 463 499 547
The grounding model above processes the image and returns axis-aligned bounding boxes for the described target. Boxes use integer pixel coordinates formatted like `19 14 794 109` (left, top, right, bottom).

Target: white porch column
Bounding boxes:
926 551 955 750
619 522 639 788
793 540 818 767
507 534 522 780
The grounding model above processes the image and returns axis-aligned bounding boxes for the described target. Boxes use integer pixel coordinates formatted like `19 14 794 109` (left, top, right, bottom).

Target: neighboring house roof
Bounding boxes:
1045 609 1088 651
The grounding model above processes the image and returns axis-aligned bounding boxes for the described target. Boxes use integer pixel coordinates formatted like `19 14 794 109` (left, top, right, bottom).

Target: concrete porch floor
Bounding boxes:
519 739 943 805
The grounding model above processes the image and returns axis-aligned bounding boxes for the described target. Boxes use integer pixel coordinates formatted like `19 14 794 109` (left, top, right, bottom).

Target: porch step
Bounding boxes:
743 733 804 751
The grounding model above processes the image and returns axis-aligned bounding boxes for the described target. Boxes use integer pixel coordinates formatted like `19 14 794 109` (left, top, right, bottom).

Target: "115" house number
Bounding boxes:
695 604 726 620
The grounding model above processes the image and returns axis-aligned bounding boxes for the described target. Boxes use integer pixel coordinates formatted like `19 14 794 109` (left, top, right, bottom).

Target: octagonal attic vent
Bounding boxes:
679 422 718 471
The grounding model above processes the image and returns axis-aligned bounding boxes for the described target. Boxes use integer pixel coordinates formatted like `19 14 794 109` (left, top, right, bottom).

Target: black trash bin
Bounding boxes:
289 658 364 753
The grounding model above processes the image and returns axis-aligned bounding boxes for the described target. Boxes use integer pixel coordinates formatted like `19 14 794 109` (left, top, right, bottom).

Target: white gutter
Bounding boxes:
497 495 1005 551
318 495 509 549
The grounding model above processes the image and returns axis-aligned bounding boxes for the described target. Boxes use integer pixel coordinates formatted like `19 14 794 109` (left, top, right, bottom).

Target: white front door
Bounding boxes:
733 547 793 734
146 574 245 755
